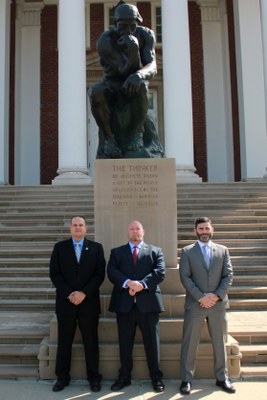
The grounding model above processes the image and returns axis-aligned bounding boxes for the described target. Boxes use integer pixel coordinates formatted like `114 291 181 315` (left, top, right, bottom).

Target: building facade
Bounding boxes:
1 0 267 185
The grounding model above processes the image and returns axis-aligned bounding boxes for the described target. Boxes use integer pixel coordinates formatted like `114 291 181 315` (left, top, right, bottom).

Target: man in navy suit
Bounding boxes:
179 216 236 395
50 216 106 393
107 220 165 392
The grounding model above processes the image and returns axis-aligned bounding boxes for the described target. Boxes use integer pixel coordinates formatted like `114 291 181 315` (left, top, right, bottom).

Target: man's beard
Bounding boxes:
130 235 142 243
197 233 212 243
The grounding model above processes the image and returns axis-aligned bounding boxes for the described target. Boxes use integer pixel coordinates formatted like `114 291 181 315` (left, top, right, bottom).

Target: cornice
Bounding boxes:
196 0 220 22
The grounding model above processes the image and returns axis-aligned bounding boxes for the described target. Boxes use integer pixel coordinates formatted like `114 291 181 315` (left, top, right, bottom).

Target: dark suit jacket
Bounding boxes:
50 237 106 316
107 242 165 314
179 241 233 311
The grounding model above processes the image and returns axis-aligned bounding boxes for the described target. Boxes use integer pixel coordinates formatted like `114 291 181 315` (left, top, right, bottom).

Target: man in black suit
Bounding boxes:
50 216 106 393
179 216 236 395
107 220 165 392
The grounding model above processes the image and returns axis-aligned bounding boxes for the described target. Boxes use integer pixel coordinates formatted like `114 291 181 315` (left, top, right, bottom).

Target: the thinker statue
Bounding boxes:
89 1 165 159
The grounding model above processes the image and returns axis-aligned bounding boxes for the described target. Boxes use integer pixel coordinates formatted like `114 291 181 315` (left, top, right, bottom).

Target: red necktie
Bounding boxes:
132 246 139 265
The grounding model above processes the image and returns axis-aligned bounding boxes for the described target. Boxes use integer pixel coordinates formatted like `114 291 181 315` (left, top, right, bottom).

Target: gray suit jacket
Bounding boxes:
179 241 233 311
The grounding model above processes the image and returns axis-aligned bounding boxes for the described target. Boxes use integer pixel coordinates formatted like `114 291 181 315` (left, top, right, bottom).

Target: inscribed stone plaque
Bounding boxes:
94 158 177 267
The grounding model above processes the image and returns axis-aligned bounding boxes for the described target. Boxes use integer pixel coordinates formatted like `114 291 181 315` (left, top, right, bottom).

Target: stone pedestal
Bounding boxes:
94 158 177 267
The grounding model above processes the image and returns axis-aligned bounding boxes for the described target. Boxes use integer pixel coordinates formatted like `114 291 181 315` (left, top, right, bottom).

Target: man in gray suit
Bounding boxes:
179 216 236 394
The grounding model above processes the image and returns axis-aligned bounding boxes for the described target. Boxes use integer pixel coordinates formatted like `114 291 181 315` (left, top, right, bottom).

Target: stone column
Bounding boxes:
260 0 267 179
0 0 10 185
233 0 267 179
52 0 91 185
161 0 201 182
197 0 234 182
15 3 44 185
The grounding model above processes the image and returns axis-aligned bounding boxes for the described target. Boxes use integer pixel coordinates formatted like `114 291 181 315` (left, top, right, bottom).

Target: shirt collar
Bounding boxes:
129 241 143 251
198 240 211 248
72 238 84 247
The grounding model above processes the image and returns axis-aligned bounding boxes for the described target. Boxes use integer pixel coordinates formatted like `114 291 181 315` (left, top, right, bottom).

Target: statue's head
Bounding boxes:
114 3 143 35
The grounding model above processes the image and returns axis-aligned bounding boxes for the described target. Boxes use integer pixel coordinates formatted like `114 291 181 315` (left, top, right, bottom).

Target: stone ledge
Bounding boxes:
38 335 241 380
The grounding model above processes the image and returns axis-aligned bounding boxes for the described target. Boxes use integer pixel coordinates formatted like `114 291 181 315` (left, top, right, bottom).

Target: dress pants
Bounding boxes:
116 304 163 381
180 307 228 382
56 313 101 382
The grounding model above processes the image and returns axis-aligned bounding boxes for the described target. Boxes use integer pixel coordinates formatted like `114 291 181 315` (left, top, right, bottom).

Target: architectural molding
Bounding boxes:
17 2 44 26
197 0 220 22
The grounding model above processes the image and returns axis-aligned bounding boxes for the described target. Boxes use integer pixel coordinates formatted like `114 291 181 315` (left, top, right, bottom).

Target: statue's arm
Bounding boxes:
96 32 125 76
138 28 157 81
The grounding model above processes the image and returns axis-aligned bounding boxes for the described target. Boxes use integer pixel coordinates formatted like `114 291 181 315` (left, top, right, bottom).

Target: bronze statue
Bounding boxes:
89 2 165 159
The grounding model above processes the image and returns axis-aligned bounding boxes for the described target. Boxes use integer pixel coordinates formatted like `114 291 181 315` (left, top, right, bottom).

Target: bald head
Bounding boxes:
127 220 145 244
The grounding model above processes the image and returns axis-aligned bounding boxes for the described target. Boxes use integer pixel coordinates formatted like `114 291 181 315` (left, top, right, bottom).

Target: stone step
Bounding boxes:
0 206 94 215
0 365 39 379
0 219 94 228
0 277 53 288
0 258 49 267
179 232 267 240
0 296 266 313
233 264 267 272
230 255 267 265
177 203 267 211
179 238 267 247
1 245 266 259
240 365 267 379
229 286 267 298
0 313 211 345
6 238 267 248
0 294 186 316
2 285 266 300
1 231 267 242
0 234 95 243
229 298 267 310
0 299 55 312
180 246 267 254
239 344 267 363
0 213 94 222
0 312 52 342
47 316 212 344
0 267 49 277
0 344 40 363
2 198 267 209
38 336 240 380
178 215 267 222
233 275 267 286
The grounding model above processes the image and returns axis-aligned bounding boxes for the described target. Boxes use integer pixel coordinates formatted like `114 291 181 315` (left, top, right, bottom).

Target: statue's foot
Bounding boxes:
104 138 123 158
127 133 144 151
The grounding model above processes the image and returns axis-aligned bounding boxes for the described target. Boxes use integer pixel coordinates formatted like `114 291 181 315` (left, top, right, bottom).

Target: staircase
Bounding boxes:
0 183 266 380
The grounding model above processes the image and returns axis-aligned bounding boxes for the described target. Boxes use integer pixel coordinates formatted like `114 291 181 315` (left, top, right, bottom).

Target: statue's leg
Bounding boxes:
89 82 114 140
89 83 122 158
126 82 149 151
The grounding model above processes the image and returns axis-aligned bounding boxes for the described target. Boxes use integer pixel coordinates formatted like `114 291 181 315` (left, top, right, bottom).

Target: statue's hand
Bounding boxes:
123 72 144 97
117 34 139 52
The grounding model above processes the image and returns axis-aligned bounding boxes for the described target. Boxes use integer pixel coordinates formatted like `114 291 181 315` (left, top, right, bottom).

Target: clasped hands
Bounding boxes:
127 280 144 297
68 291 86 305
199 293 219 308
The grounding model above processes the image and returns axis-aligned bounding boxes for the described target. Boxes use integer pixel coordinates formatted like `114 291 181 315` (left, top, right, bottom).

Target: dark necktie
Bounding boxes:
132 246 139 265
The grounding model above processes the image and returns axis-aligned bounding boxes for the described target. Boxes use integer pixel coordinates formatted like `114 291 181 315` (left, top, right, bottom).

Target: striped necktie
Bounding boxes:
75 243 82 263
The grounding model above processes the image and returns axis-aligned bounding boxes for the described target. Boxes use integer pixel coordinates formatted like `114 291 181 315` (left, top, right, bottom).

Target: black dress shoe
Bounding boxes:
152 379 165 392
90 381 101 392
180 381 191 395
216 379 236 393
52 380 69 392
111 378 131 391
